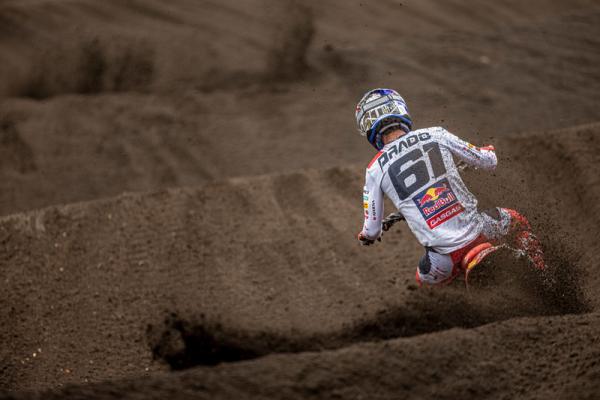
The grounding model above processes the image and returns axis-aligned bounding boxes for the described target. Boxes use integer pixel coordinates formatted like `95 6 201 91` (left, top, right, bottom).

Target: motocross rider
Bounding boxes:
355 88 545 286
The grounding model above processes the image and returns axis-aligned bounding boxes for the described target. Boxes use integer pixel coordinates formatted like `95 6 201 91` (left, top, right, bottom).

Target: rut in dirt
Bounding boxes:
148 251 588 370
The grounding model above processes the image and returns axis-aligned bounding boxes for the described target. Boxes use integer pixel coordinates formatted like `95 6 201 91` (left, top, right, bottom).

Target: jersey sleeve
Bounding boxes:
361 168 384 239
436 128 497 171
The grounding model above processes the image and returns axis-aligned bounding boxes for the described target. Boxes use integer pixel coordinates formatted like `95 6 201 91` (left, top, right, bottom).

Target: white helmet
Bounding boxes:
355 88 413 150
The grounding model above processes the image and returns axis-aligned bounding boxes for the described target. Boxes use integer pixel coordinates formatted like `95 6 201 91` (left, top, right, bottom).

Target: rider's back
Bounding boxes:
363 127 497 254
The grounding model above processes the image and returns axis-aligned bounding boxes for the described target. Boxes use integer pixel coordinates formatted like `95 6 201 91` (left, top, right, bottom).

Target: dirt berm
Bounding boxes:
2 1 600 215
1 123 599 398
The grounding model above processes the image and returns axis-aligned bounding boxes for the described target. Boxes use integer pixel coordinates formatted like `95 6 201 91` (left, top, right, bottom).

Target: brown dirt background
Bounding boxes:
1 1 600 399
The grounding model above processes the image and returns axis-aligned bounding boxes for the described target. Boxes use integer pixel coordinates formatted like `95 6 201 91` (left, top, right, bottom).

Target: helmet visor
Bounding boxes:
357 99 409 136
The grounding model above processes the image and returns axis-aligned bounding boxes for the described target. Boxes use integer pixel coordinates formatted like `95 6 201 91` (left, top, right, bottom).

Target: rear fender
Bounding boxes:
462 243 504 287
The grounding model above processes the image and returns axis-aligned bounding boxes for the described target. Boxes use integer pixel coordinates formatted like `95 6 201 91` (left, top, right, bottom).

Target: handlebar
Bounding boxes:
382 212 405 232
456 160 469 171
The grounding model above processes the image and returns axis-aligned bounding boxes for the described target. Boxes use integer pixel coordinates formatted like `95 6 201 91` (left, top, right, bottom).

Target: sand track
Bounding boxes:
1 1 600 398
11 312 600 400
1 123 599 396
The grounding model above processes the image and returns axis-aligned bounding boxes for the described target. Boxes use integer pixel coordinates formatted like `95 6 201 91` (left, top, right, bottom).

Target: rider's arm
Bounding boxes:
360 169 384 240
438 128 497 171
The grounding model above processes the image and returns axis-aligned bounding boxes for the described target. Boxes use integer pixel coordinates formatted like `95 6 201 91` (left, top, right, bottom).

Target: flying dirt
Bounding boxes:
1 1 600 399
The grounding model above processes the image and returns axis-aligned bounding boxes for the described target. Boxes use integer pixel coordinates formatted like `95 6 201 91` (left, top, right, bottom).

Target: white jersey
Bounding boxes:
361 127 497 254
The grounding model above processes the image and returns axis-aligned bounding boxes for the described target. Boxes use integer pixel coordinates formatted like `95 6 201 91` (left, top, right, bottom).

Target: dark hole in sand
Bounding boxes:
148 248 587 370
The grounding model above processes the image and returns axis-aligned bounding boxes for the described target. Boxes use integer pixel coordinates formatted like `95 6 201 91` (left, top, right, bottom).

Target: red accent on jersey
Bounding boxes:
367 151 383 169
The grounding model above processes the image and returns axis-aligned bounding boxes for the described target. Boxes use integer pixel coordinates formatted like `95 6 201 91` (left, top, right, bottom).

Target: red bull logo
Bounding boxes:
414 178 464 229
418 184 449 207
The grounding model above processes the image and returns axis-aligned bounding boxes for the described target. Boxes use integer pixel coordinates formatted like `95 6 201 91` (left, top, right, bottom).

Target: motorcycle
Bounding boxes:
381 211 540 291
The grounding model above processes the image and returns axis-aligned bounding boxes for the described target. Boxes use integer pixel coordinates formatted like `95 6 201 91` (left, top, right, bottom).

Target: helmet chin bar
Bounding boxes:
367 130 387 151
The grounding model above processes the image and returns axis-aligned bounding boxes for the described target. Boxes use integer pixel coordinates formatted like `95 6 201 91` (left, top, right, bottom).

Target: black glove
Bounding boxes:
382 212 405 232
